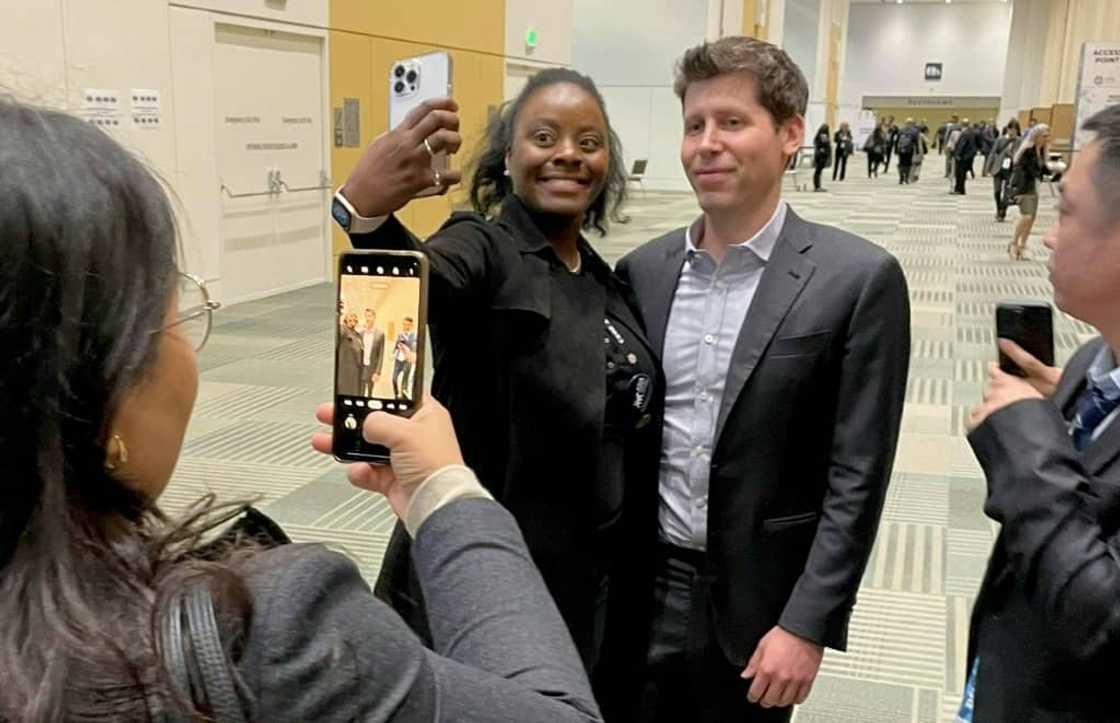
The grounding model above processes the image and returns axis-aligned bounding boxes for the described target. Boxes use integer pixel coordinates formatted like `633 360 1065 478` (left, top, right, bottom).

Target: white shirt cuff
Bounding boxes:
404 465 494 536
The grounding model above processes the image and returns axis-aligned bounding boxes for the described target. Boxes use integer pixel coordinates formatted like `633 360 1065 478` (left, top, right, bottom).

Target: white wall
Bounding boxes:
784 0 821 98
0 0 331 302
841 2 1012 109
505 0 572 68
571 0 709 191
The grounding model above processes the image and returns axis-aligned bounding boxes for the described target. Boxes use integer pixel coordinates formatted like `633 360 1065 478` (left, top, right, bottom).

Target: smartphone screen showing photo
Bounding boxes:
334 251 427 462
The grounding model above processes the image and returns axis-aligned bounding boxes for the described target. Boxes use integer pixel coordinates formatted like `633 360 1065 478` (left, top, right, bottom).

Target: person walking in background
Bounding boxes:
944 114 961 178
986 119 1021 222
936 119 949 155
1007 123 1054 260
895 118 920 185
980 120 998 176
910 123 930 183
883 116 898 172
953 119 979 195
392 316 417 400
833 122 852 181
812 122 831 192
864 123 886 178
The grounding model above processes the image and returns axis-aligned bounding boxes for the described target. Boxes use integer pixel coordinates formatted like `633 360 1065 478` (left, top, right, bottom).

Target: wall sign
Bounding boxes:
924 63 943 82
1074 42 1120 151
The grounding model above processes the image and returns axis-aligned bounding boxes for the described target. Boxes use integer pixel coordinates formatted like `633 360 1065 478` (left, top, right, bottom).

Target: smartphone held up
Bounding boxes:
389 51 453 199
995 301 1054 377
334 250 429 464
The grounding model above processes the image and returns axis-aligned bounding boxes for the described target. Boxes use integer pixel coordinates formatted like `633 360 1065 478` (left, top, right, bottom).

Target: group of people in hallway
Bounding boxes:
337 309 418 399
811 115 933 191
4 30 1120 723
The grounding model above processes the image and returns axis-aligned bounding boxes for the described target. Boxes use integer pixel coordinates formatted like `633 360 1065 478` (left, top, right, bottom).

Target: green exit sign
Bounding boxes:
525 27 539 48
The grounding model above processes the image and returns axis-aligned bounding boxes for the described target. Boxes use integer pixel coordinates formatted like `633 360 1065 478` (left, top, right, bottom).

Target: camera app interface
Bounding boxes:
336 259 421 443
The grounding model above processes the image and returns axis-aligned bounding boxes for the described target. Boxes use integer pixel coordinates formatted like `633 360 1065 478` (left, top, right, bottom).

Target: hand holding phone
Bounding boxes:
995 301 1055 379
334 250 429 464
312 397 464 519
340 96 462 219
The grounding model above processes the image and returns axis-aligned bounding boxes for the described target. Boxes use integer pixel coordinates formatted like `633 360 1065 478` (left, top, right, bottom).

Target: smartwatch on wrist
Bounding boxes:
331 189 386 234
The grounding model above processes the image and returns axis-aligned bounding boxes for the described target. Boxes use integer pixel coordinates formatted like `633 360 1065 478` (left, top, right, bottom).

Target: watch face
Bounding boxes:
331 198 351 230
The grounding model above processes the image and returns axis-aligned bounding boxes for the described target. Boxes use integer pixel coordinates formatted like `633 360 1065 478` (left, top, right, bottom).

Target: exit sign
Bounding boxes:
525 27 539 49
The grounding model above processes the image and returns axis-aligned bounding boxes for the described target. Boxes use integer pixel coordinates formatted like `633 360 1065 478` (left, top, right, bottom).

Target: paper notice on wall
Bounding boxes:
81 88 122 130
1074 42 1120 151
130 89 161 129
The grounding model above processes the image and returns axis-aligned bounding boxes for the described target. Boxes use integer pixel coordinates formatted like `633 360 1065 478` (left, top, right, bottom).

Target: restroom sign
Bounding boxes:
925 63 943 82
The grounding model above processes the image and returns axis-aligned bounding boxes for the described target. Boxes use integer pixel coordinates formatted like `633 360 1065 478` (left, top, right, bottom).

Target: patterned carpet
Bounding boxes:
166 156 1076 722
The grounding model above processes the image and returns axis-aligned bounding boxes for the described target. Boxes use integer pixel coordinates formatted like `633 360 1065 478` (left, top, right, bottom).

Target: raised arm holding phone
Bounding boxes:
332 68 664 716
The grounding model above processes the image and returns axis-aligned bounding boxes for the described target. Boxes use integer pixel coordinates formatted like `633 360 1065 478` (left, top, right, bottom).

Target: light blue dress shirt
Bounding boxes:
658 201 788 550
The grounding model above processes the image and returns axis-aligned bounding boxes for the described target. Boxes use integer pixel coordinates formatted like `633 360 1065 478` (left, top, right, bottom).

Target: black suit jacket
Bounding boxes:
615 207 910 662
955 128 980 161
967 338 1120 721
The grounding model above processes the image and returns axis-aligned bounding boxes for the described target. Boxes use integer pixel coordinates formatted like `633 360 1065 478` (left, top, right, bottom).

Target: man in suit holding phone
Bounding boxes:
959 104 1120 721
615 37 910 722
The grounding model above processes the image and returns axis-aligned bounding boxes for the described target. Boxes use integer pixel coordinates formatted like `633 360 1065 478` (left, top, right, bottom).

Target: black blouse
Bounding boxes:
350 195 663 661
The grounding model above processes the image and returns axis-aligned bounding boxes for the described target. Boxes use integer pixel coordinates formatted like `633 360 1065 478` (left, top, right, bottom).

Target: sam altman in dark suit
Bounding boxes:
959 104 1120 722
615 37 910 722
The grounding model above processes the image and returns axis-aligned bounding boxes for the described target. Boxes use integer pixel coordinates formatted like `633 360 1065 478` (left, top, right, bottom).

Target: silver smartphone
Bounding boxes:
389 51 453 198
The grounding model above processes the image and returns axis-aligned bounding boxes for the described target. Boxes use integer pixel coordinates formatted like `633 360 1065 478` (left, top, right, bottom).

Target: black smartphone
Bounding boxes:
333 250 429 463
995 301 1054 376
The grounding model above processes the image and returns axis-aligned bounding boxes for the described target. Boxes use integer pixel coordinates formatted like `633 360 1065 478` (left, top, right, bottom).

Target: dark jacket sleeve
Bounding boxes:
777 254 911 649
242 499 602 722
349 215 498 321
968 399 1120 667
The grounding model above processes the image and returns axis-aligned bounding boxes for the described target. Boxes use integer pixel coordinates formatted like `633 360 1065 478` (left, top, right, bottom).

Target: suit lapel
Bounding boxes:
714 218 816 441
1052 338 1100 417
647 234 688 357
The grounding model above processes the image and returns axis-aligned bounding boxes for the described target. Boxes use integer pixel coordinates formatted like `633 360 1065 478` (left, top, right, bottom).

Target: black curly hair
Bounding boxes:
468 67 627 236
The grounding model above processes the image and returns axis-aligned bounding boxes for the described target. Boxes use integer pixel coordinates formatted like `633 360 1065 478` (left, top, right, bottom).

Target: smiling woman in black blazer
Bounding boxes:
333 69 663 701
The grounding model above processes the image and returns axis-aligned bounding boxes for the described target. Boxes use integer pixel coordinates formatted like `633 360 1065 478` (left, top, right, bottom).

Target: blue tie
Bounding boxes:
1071 384 1120 451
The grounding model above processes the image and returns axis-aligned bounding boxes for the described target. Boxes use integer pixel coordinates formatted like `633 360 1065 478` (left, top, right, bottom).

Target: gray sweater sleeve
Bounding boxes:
241 499 601 722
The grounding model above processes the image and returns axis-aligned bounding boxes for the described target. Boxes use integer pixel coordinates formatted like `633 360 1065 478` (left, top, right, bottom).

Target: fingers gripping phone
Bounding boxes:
996 301 1055 376
334 251 429 463
389 51 453 199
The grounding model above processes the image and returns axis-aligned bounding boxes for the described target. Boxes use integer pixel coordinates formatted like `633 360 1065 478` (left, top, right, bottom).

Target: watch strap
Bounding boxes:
333 189 387 234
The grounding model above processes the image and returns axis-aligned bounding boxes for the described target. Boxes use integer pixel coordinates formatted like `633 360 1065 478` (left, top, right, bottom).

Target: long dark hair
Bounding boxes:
0 97 250 721
468 67 627 236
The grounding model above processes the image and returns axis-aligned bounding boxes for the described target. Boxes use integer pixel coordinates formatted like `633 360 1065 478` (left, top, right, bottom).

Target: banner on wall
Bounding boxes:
852 110 878 150
1073 42 1120 151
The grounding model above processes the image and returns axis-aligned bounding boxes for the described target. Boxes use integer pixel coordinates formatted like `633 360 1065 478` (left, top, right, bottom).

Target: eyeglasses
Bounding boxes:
162 272 222 352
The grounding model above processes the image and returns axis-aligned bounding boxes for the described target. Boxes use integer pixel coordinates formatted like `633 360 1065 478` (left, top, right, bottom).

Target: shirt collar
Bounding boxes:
684 200 788 264
1087 344 1120 401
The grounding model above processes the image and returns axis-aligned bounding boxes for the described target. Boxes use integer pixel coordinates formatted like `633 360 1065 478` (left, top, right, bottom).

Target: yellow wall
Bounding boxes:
328 0 505 256
742 0 766 40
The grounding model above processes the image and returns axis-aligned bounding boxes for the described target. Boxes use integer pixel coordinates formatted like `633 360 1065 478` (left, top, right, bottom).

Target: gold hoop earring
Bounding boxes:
105 433 129 471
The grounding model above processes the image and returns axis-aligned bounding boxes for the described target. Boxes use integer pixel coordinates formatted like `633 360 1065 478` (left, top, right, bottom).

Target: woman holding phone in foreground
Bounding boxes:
332 70 663 704
0 95 600 722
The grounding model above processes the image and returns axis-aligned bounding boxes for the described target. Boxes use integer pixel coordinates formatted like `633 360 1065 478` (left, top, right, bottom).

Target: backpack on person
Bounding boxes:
897 131 914 155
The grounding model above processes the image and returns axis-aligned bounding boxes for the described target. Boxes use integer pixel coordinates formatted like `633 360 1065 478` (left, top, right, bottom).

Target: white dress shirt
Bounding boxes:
658 200 788 550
